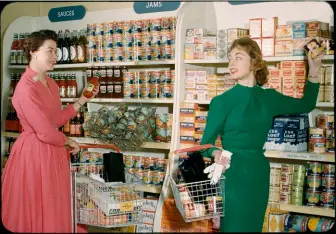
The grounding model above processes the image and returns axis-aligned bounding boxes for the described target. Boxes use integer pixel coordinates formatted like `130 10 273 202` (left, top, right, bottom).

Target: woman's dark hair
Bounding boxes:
229 37 269 86
24 30 57 62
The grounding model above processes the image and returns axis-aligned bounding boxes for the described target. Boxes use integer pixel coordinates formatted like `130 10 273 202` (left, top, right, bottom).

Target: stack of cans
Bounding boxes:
321 163 335 208
279 164 294 204
269 163 281 203
155 113 173 143
305 162 322 207
291 165 306 205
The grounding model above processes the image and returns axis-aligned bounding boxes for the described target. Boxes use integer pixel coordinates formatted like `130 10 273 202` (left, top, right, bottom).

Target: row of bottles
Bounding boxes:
60 106 86 137
85 66 125 98
10 32 30 65
5 105 22 133
9 73 23 96
57 29 87 64
48 72 79 98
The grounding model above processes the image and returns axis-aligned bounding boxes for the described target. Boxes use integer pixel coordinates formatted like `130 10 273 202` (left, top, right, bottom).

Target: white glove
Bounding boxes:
203 150 232 185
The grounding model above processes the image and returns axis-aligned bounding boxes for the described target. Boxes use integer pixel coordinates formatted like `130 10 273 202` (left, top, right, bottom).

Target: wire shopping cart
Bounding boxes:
169 144 225 223
68 144 144 233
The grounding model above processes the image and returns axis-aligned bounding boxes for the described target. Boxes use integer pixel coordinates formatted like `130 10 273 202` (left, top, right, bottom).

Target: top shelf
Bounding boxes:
7 60 175 70
185 55 334 64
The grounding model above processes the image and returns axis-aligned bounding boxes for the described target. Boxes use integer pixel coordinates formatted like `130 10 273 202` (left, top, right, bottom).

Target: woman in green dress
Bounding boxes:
200 37 324 232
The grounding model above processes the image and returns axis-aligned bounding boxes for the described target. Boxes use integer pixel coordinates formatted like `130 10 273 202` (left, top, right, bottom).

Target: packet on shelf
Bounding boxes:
275 25 293 39
204 48 216 60
295 77 306 99
275 40 293 56
266 69 282 93
185 89 197 101
262 38 275 57
293 38 307 56
262 17 278 38
227 28 249 43
195 110 208 123
249 19 262 38
282 77 295 97
196 90 208 101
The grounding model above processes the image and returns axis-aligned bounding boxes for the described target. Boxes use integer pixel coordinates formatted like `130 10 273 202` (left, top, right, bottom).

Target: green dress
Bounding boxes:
200 81 319 232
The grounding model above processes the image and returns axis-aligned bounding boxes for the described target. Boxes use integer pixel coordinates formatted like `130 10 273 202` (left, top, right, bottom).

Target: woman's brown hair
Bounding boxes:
24 30 58 62
229 37 269 86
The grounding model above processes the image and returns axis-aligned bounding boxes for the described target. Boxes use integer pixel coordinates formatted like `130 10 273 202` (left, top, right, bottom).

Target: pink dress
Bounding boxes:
2 66 86 233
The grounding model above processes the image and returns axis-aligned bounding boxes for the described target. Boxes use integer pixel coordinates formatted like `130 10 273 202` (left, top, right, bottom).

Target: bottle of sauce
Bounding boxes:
83 72 99 99
55 73 60 88
66 73 72 98
72 74 78 98
10 33 19 65
106 66 114 98
63 104 70 136
113 66 123 98
9 73 16 97
62 30 71 64
77 29 87 63
59 73 66 98
69 116 76 137
57 30 64 64
99 66 107 98
70 30 78 64
75 112 83 137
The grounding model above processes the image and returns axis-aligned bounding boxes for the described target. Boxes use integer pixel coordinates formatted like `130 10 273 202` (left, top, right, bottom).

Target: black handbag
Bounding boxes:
103 152 125 183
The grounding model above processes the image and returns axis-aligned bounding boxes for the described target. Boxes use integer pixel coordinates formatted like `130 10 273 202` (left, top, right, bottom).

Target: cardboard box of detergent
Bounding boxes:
265 117 308 152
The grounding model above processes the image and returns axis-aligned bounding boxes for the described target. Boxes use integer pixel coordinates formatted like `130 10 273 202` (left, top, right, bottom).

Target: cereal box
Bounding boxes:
292 22 306 31
249 18 262 38
275 40 293 56
262 38 275 57
262 17 278 38
282 77 295 97
203 37 216 50
204 48 216 60
282 69 293 78
293 38 306 56
276 25 293 39
293 31 306 39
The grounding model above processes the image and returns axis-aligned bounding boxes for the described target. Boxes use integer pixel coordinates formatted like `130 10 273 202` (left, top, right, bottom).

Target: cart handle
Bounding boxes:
173 144 213 155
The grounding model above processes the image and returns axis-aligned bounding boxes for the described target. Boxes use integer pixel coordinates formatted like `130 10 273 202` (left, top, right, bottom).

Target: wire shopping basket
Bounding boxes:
69 144 144 232
169 144 225 223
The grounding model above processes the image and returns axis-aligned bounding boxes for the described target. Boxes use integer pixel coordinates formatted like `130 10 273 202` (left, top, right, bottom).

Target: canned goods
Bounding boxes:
97 49 105 62
125 155 135 168
160 84 174 99
151 45 161 60
322 175 335 190
291 188 304 206
124 72 135 84
285 215 310 232
139 71 149 84
115 21 124 34
134 156 144 169
122 33 134 48
269 186 280 203
123 47 133 62
133 33 142 46
134 20 143 33
87 35 96 49
95 23 104 36
135 168 144 181
124 20 134 34
156 113 167 128
143 170 154 184
306 175 322 189
161 30 172 45
280 184 292 194
307 162 322 175
321 190 335 208
270 168 281 186
322 164 335 176
141 32 151 46
292 175 305 186
113 47 124 61
309 139 326 153
306 189 321 206
155 158 166 172
309 127 326 139
152 18 162 31
268 212 287 232
87 23 95 36
155 127 166 142
294 164 306 173
152 171 161 186
87 48 97 63
114 34 123 47
129 84 140 98
150 71 161 84
281 164 294 174
308 218 335 232
149 84 159 98
140 83 150 99
104 22 114 35
161 17 170 31
279 192 291 204
159 70 171 84
280 173 292 185
134 46 144 61
324 85 334 103
161 44 172 60
144 46 151 60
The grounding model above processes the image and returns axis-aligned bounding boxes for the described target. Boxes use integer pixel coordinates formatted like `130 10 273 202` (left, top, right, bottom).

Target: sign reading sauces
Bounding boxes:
48 5 86 22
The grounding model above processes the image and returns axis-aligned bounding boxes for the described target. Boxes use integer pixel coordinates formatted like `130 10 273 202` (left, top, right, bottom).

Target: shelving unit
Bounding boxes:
279 204 335 218
264 150 335 163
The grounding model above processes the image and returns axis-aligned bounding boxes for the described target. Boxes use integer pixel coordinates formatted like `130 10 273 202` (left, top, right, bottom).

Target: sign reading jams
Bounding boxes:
48 5 86 22
133 1 181 14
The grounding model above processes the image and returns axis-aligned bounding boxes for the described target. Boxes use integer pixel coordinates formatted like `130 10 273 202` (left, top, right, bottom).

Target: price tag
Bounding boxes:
120 201 134 212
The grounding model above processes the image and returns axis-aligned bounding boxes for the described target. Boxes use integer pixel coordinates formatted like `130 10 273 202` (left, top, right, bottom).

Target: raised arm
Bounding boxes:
200 96 226 158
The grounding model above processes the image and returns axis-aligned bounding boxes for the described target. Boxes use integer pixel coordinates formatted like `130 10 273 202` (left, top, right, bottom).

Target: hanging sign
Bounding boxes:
48 5 86 22
133 1 181 14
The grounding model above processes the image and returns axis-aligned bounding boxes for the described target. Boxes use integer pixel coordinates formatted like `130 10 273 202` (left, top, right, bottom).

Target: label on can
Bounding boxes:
124 72 135 84
155 127 166 142
307 162 322 175
306 175 322 189
139 71 149 84
143 170 154 185
279 193 291 204
124 47 133 61
129 84 140 98
161 44 172 60
149 84 159 99
322 164 335 176
306 189 321 206
125 155 135 168
134 20 143 33
140 84 150 99
150 71 161 84
321 190 335 206
151 45 161 60
134 33 142 46
322 175 335 190
281 164 294 174
160 84 174 99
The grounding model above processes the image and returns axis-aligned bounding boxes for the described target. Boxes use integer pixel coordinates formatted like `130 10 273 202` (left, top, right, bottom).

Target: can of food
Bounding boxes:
322 175 335 190
152 18 162 32
318 85 325 102
87 23 96 36
87 48 97 63
280 173 293 185
270 168 281 186
292 175 305 187
139 71 149 84
307 162 322 176
169 16 177 30
280 184 292 194
308 217 334 232
268 212 287 232
322 164 335 177
133 32 142 47
161 44 172 60
104 48 113 62
161 17 170 31
151 45 161 60
142 19 150 32
155 127 166 142
134 45 144 61
144 45 151 61
122 33 134 48
97 49 105 62
306 189 321 206
206 196 223 214
309 127 326 139
129 84 139 99
123 47 133 62
123 83 131 99
294 164 306 174
115 21 124 34
141 32 151 47
124 72 135 84
134 156 144 169
160 84 174 99
171 70 175 84
152 171 161 186
324 85 334 103
269 185 280 203
149 84 159 99
281 164 294 174
156 113 167 128
155 158 166 172
134 20 143 33
279 192 291 204
309 139 326 154
104 22 114 36
321 190 335 208
95 23 104 36
306 175 322 190
143 170 154 185
113 47 124 61
150 71 161 84
135 168 144 181
291 190 304 206
124 155 135 168
140 83 150 99
159 70 171 84
124 20 134 34
285 215 310 232
291 185 304 198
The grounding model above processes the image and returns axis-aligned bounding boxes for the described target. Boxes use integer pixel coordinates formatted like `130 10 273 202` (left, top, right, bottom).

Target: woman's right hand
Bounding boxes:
66 138 80 155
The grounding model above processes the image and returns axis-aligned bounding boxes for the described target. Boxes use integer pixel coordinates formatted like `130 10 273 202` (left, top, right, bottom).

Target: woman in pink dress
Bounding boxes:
2 30 97 232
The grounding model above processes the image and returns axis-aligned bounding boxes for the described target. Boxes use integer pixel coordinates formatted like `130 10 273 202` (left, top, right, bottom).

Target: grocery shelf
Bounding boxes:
134 185 161 194
184 55 334 64
316 102 334 108
183 100 211 105
1 132 171 150
7 60 175 69
279 204 335 218
265 150 335 163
